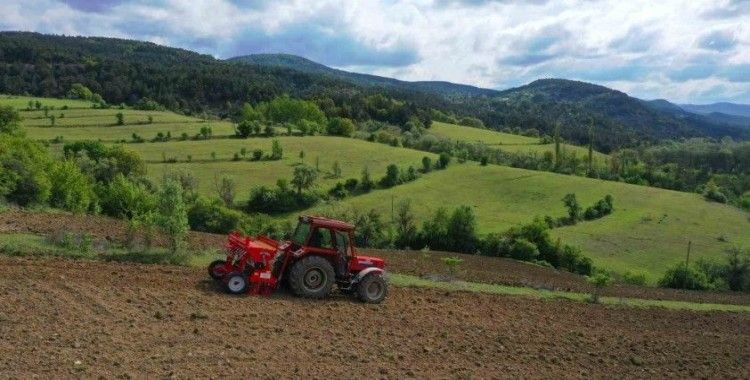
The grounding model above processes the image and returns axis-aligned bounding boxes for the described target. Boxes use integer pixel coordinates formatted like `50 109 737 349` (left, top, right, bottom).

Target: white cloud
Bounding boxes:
0 0 749 102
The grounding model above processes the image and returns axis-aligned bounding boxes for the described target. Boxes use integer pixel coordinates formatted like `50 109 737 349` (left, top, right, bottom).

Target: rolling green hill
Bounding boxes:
304 163 750 282
428 121 608 161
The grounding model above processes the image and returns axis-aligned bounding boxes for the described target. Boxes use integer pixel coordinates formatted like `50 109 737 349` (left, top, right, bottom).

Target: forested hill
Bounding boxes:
0 31 748 151
229 53 499 98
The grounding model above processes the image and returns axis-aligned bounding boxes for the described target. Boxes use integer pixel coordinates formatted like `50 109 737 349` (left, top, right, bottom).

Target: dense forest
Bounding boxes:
1 32 748 152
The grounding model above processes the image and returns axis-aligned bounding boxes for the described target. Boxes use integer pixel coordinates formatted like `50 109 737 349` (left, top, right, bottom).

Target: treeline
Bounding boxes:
659 247 750 292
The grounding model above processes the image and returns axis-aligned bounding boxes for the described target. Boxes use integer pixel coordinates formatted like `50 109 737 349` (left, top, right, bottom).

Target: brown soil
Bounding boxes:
2 209 749 306
0 256 748 379
374 250 750 306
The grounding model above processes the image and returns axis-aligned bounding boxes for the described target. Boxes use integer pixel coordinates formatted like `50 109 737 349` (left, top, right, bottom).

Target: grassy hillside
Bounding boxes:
428 121 608 160
131 137 437 195
306 163 750 282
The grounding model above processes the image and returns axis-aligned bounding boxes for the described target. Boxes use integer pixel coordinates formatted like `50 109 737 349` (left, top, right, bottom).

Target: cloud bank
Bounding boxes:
0 0 748 103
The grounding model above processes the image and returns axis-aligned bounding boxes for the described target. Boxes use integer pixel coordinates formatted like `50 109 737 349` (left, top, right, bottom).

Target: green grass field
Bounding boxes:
26 122 237 142
306 163 750 282
429 121 540 145
429 121 607 160
21 109 200 127
137 136 438 195
0 94 95 110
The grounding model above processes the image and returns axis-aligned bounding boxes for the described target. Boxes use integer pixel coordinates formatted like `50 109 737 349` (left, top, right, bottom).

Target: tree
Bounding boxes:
394 199 418 248
34 100 41 110
360 166 375 192
215 177 236 207
49 115 56 127
327 117 355 137
299 150 305 163
562 193 581 222
115 112 124 125
447 205 478 253
587 272 612 303
0 105 22 135
587 122 595 176
725 247 750 291
157 179 189 254
291 165 317 194
554 122 561 169
270 139 283 160
332 161 342 178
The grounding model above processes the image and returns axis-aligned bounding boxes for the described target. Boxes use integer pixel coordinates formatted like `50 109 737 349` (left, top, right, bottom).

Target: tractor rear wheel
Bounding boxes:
224 272 249 295
356 274 387 304
208 260 227 280
288 256 335 299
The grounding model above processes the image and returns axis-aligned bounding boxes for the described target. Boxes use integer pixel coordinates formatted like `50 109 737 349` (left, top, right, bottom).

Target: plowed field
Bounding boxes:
0 257 748 378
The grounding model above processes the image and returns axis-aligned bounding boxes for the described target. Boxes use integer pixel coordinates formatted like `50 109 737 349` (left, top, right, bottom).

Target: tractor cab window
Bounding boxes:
291 221 311 245
335 231 352 257
309 227 334 249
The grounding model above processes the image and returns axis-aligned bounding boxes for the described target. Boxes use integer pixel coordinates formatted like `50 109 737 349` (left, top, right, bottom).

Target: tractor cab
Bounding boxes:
290 216 385 276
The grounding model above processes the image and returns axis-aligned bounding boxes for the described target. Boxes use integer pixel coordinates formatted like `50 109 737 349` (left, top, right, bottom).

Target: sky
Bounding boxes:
1 0 749 104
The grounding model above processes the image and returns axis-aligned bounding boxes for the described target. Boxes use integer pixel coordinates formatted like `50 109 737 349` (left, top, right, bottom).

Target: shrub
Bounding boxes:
658 263 710 290
442 256 463 278
620 271 647 286
328 182 347 199
97 174 156 219
291 165 317 194
327 117 356 137
379 164 401 188
583 195 614 220
360 167 375 193
0 135 53 206
246 180 319 214
188 197 245 234
703 180 727 203
115 112 124 125
252 149 263 161
562 193 581 223
270 139 283 160
508 238 539 261
437 152 451 169
421 156 432 173
235 120 256 138
344 178 359 192
48 160 95 213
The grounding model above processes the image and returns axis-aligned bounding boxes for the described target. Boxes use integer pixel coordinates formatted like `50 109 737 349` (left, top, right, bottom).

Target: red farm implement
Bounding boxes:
208 215 388 303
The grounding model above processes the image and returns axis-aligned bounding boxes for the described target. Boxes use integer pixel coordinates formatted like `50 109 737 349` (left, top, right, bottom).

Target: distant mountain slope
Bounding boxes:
1 32 748 151
680 102 750 117
228 53 498 98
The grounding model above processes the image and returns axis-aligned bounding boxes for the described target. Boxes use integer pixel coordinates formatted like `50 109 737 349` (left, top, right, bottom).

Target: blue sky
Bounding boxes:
1 0 749 103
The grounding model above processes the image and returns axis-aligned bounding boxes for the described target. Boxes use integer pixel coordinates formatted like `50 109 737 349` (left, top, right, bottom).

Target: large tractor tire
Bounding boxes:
224 272 249 295
208 260 227 280
288 256 335 299
356 274 388 304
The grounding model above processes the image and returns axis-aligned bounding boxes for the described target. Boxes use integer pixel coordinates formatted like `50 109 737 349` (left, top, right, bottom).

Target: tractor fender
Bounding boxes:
352 267 385 285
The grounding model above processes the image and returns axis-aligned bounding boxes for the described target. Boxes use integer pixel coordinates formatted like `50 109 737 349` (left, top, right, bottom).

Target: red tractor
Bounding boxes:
208 215 388 303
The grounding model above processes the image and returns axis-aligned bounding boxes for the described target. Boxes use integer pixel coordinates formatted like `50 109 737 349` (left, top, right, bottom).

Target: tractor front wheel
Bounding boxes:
208 260 227 280
356 274 387 304
288 256 335 299
224 272 249 295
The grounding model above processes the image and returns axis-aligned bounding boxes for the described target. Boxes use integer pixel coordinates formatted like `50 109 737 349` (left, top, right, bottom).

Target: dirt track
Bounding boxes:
1 257 748 379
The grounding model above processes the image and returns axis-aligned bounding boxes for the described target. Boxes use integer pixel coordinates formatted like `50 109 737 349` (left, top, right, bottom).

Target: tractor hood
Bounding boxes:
351 255 386 271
